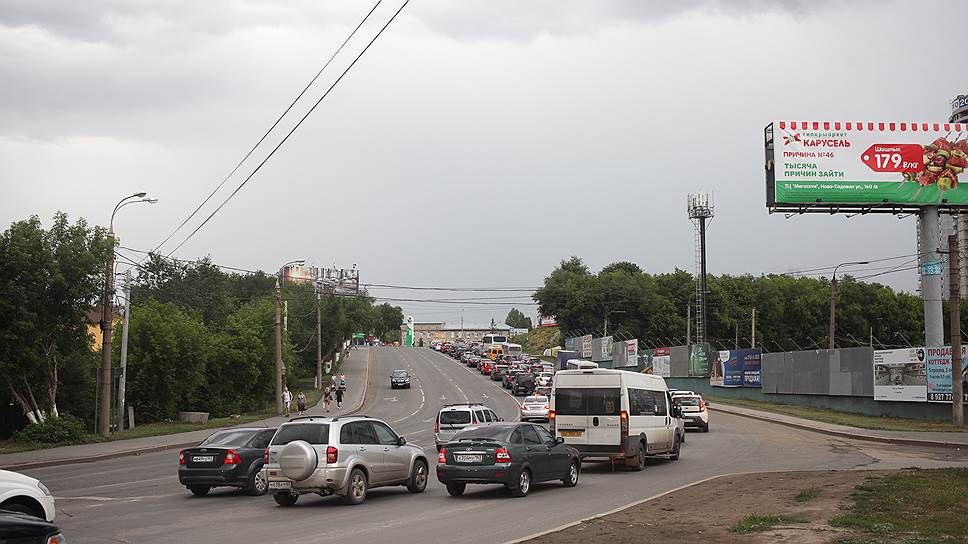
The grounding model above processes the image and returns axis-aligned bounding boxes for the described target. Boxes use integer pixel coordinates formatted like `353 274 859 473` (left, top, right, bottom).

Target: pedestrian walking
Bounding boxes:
339 373 347 389
282 386 293 417
335 386 344 409
323 387 333 412
296 391 307 415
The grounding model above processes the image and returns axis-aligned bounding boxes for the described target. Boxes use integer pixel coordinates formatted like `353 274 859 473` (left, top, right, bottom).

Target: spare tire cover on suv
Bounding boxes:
280 440 318 481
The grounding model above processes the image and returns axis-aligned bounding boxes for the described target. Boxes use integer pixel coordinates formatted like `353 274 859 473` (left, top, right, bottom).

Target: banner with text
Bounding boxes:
712 349 762 387
873 348 927 402
925 346 968 403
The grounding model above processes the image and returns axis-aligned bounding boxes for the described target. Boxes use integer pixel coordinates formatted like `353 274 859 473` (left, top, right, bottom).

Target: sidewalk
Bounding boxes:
0 347 370 471
711 402 968 449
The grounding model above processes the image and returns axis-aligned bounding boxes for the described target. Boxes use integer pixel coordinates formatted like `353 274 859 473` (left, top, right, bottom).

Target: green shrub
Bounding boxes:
14 413 88 444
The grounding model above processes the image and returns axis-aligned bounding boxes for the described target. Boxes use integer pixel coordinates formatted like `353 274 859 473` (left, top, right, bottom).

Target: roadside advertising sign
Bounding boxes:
925 346 968 403
581 335 593 359
612 339 638 368
688 343 710 377
712 349 762 387
601 336 613 360
404 316 414 347
626 339 638 367
873 348 927 402
770 121 968 206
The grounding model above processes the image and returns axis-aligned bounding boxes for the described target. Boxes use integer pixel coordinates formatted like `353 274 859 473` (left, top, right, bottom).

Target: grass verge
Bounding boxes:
831 468 968 542
794 487 822 502
704 395 966 433
729 514 803 534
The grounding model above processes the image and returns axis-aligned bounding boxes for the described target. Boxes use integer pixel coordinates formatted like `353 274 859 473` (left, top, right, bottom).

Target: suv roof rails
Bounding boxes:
287 415 324 422
331 414 370 422
440 403 485 408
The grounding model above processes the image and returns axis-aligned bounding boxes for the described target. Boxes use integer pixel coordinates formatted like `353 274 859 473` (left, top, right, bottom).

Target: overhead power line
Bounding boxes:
148 0 384 257
364 283 539 292
165 0 411 257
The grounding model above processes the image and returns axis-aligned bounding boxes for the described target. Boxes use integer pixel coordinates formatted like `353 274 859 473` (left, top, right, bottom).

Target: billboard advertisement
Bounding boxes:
873 348 927 402
769 121 968 206
925 346 968 403
319 267 360 296
404 316 414 347
651 347 670 377
712 349 761 387
688 343 710 377
581 335 593 359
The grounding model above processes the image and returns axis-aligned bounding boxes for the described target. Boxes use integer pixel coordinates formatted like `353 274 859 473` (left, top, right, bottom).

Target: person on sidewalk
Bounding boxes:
323 387 333 412
282 386 293 417
339 373 347 389
296 391 307 416
335 386 344 409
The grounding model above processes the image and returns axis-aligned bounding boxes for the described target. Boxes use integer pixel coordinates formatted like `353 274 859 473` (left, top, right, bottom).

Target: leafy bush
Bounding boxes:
14 413 88 444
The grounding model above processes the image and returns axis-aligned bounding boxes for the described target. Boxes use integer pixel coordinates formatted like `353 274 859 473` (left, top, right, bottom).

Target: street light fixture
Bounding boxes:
100 192 157 437
828 261 869 350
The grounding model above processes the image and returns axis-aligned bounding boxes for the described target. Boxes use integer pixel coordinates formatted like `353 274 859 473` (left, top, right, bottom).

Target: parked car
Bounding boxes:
0 470 56 522
491 365 509 382
264 416 429 506
436 422 580 498
435 403 501 451
672 394 710 432
520 395 551 422
390 369 412 389
552 369 683 469
179 427 276 496
511 372 537 396
0 511 64 543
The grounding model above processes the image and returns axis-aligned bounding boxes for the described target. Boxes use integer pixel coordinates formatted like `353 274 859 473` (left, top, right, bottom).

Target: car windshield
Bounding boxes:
454 426 509 441
555 388 621 416
270 423 329 445
392 370 408 377
440 410 472 425
200 429 257 447
676 396 702 406
516 373 535 381
524 396 548 404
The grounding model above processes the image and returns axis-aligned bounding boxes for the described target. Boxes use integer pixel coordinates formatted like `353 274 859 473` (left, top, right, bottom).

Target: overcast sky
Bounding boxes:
2 0 965 326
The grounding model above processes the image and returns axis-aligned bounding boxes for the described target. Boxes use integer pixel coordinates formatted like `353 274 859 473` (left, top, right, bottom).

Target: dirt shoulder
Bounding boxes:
521 470 896 544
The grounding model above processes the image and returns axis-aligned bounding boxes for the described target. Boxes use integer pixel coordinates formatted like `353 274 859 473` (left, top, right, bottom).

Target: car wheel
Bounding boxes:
342 468 368 505
273 492 298 506
670 435 681 461
681 432 686 444
407 460 428 493
627 442 646 471
0 501 43 519
562 461 579 487
510 469 531 497
248 469 268 496
188 485 211 496
445 482 466 497
703 423 710 433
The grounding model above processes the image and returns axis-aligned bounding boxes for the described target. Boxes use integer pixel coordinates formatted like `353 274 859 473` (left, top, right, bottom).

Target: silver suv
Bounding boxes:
263 415 428 506
434 403 501 451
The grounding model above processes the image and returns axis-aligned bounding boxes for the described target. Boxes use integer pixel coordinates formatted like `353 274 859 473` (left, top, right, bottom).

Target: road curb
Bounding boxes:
710 404 966 450
341 346 370 416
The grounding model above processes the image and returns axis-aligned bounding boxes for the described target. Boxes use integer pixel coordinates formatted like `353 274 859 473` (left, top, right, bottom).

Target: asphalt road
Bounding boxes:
27 347 968 544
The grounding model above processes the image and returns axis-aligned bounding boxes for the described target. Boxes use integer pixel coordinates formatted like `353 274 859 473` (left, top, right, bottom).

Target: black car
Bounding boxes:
0 511 64 543
436 422 580 498
511 372 536 396
391 369 412 389
179 427 276 496
503 369 522 389
490 365 508 382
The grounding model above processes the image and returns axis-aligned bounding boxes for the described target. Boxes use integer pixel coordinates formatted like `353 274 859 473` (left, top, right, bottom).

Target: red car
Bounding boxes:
480 361 495 375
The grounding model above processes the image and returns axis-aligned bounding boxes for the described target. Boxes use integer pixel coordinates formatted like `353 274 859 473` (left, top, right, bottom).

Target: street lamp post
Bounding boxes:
604 309 625 338
99 192 156 437
829 261 869 350
275 259 305 415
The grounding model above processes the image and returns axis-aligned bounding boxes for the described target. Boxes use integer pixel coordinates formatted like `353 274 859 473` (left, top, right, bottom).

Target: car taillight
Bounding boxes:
699 400 706 412
520 405 525 411
223 449 242 465
326 446 339 464
434 416 440 434
438 448 447 464
496 447 511 462
544 405 550 410
179 450 186 465
263 448 269 464
620 410 629 437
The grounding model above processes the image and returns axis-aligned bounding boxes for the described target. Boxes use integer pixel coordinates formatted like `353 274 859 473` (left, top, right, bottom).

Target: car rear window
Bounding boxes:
392 370 408 377
676 396 701 406
454 426 510 441
524 396 548 404
200 429 257 447
270 423 329 445
555 388 621 416
439 410 472 425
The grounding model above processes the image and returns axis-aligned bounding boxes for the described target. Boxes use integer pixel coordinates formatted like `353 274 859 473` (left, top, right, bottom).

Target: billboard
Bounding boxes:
581 335 593 359
873 348 927 402
925 346 968 403
651 347 671 377
613 339 638 368
712 349 762 387
319 267 360 296
688 343 710 377
768 121 968 207
404 316 414 347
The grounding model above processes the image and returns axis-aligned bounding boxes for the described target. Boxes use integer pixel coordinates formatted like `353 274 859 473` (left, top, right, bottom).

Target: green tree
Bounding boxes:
505 308 533 330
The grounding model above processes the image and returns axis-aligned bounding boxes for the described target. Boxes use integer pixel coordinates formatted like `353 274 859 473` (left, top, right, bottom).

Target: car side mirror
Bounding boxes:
555 436 565 444
398 437 407 446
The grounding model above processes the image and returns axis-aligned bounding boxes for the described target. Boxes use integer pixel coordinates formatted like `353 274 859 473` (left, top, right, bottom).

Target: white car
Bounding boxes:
520 395 551 422
0 470 56 522
672 394 710 432
535 372 554 387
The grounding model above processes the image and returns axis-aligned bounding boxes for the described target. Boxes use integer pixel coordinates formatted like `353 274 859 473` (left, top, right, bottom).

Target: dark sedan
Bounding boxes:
490 365 509 381
0 511 64 543
390 369 412 389
436 422 580 498
179 427 276 496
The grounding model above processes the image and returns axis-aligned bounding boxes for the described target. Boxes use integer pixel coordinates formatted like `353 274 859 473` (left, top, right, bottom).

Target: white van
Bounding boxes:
551 368 683 470
565 359 599 370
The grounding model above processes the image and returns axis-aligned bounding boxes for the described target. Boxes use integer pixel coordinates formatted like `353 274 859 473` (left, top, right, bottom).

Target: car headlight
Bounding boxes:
37 481 52 496
47 533 66 544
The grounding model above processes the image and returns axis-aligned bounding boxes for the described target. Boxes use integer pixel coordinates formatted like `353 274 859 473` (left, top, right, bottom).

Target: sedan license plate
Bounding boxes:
559 430 583 437
268 481 292 490
455 454 483 463
193 455 215 463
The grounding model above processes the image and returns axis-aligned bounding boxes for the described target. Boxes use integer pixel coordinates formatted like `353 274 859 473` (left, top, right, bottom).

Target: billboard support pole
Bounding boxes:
948 234 964 426
921 207 944 347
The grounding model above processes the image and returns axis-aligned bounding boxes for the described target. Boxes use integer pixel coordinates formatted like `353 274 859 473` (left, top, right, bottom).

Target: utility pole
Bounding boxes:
284 301 288 332
686 305 691 345
99 231 116 437
274 279 283 415
751 307 756 348
117 269 132 432
947 234 964 426
315 281 322 390
734 320 739 349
